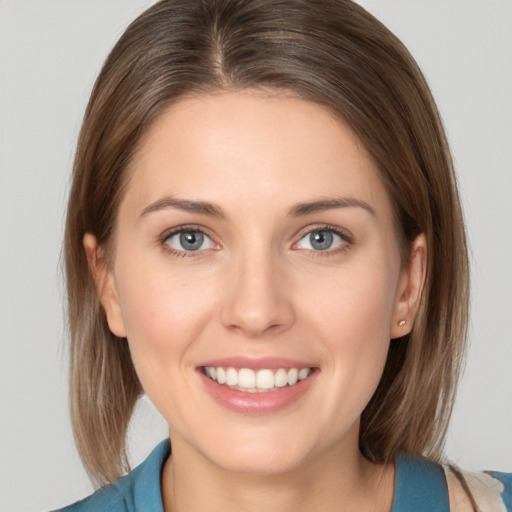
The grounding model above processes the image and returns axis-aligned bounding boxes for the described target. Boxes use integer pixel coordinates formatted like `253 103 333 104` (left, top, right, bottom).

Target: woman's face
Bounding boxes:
89 91 424 475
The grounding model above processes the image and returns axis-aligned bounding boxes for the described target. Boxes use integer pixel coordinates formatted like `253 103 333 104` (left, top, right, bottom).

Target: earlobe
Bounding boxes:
390 234 427 339
83 233 127 338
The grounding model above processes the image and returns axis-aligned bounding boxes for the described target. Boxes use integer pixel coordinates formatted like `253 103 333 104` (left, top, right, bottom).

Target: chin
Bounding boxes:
197 431 319 476
213 450 305 476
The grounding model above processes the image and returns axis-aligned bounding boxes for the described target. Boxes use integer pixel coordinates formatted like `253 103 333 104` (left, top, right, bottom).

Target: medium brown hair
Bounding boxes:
65 0 469 487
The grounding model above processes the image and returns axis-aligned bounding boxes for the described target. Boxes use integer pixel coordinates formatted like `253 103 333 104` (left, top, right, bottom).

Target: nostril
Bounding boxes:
218 263 296 337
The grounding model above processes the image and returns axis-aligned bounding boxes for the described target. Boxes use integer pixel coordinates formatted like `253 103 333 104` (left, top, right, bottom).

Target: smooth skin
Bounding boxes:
84 90 426 512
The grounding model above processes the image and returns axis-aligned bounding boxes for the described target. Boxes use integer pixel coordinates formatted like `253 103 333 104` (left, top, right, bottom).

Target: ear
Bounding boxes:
83 233 127 338
390 234 427 339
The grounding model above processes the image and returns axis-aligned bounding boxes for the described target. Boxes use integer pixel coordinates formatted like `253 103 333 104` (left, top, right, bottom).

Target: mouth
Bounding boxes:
197 357 318 414
202 366 314 393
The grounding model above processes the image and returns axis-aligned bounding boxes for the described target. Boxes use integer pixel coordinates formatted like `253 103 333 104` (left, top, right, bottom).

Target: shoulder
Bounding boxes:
52 481 133 512
51 439 170 512
393 454 451 511
444 465 512 512
393 454 511 512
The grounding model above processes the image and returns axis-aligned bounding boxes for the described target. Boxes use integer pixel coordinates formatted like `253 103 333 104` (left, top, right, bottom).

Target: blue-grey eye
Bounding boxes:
297 229 344 251
165 230 215 252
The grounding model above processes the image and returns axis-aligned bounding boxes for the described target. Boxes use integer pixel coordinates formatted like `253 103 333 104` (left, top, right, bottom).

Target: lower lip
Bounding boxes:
198 369 317 414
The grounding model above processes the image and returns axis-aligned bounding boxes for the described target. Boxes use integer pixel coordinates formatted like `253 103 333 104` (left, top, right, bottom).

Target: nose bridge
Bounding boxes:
220 238 294 337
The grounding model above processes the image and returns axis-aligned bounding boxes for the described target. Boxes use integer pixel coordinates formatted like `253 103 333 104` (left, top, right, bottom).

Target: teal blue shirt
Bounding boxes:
53 439 512 512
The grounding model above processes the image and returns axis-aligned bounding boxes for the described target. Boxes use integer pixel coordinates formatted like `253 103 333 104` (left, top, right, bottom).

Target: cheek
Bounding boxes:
113 257 220 377
305 257 398 342
300 258 398 407
113 266 222 424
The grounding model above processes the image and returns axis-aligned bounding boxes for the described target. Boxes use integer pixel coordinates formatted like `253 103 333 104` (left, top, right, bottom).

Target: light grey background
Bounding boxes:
0 1 510 511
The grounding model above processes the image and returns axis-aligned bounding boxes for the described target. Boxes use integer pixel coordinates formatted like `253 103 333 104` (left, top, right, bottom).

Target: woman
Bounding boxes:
55 0 511 510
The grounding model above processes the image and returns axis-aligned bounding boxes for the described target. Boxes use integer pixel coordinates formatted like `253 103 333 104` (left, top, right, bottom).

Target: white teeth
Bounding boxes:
298 368 311 380
238 368 256 388
204 366 313 392
226 367 238 386
216 367 226 384
274 368 288 387
287 368 298 386
256 369 275 389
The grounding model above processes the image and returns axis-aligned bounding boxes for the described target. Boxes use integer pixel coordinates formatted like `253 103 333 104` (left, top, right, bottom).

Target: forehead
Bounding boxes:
123 90 393 220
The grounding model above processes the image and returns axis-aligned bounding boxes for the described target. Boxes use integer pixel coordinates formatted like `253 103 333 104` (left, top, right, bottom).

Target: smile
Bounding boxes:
203 366 313 393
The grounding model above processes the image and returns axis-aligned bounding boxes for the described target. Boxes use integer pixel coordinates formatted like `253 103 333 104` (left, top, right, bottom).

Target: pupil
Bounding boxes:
310 230 333 250
180 231 203 251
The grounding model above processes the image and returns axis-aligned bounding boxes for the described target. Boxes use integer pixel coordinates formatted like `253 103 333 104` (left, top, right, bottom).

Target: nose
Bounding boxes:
220 248 295 338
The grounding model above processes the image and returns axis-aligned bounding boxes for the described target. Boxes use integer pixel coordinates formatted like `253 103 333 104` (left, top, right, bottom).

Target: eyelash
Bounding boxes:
159 224 218 258
294 224 353 257
159 224 353 259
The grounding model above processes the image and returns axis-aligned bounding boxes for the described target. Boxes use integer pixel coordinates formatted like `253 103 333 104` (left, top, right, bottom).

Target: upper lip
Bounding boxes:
197 356 317 371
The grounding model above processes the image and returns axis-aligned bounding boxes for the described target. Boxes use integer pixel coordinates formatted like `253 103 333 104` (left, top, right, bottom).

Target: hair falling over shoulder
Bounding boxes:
64 0 469 487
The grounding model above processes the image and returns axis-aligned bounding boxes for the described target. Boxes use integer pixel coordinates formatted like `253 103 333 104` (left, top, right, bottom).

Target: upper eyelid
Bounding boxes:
294 224 353 243
160 224 217 242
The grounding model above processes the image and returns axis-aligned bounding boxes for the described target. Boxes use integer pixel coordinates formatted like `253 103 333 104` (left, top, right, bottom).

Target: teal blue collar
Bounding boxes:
129 441 450 512
391 454 449 512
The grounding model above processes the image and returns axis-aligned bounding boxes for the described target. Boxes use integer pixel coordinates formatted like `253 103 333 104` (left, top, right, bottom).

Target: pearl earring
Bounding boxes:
398 320 406 327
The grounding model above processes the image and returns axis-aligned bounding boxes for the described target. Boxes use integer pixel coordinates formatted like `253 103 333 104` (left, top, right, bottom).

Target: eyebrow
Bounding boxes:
288 197 376 217
139 196 226 219
139 195 376 219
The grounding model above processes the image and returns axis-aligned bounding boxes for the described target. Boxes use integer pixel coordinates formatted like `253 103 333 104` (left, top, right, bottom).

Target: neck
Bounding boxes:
161 430 395 512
